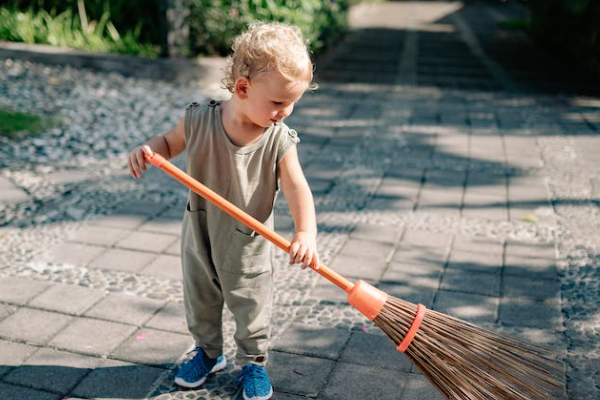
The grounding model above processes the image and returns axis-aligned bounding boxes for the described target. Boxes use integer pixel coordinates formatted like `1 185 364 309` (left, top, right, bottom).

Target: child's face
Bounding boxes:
241 71 307 128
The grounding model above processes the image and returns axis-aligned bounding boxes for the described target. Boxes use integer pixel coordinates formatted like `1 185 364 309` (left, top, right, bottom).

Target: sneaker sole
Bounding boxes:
174 356 227 388
243 386 273 400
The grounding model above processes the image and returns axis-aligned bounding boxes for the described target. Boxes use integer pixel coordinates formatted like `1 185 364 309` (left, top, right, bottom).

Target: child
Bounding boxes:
127 22 319 400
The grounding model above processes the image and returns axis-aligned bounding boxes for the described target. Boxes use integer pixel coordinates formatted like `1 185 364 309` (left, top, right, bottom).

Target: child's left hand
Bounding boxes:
289 231 319 269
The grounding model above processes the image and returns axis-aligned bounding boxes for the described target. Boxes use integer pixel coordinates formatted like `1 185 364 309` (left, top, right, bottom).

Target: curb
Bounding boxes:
0 41 227 86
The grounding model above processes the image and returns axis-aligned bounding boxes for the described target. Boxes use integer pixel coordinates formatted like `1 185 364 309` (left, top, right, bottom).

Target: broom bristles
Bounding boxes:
373 296 565 400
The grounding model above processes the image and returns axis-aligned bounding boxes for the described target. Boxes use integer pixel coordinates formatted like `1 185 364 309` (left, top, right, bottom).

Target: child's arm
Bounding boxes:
127 117 186 178
278 146 319 269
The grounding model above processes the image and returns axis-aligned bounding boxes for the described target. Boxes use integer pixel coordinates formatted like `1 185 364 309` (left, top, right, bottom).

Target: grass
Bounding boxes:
0 108 50 140
0 6 159 57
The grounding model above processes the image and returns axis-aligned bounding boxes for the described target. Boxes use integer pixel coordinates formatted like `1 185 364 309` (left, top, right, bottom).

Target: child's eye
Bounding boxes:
273 101 283 105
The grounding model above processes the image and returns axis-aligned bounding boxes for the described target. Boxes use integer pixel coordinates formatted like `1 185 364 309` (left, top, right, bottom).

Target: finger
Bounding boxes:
289 242 300 264
142 145 153 157
313 252 320 268
129 155 142 178
127 157 138 178
135 150 147 172
302 249 314 269
294 246 307 265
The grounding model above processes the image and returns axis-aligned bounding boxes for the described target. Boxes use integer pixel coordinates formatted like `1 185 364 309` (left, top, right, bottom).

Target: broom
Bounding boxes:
144 152 564 400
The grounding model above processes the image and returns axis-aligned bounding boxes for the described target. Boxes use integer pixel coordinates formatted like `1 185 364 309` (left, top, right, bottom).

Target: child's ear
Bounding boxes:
234 77 250 99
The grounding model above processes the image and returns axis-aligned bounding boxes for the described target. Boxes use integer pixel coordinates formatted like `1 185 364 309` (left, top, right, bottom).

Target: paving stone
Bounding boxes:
0 340 38 378
328 253 387 282
49 318 136 357
113 201 169 216
35 242 106 267
310 280 349 305
499 297 562 329
376 284 436 309
139 217 182 235
339 331 412 372
140 254 182 280
4 348 100 394
440 269 500 297
144 302 188 334
382 262 443 289
504 254 557 280
321 362 406 400
68 224 130 246
462 191 508 221
446 249 502 273
452 236 503 255
90 213 149 230
505 240 556 259
503 274 561 301
392 246 448 268
88 248 157 273
112 328 192 367
0 276 51 305
71 358 165 399
433 291 498 324
0 308 73 345
273 392 310 400
0 383 59 400
368 195 415 212
400 373 445 400
337 238 395 261
28 283 105 315
271 323 350 360
349 223 403 245
400 230 453 250
417 188 464 210
0 304 16 321
164 238 182 256
85 293 165 326
116 231 178 253
374 176 420 201
268 351 335 397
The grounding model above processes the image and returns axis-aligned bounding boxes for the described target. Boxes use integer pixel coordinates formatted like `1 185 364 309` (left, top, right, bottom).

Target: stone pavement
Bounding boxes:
1 1 600 400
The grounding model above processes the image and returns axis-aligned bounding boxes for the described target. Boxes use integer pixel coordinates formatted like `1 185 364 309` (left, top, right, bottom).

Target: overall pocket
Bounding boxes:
182 202 207 256
222 228 273 274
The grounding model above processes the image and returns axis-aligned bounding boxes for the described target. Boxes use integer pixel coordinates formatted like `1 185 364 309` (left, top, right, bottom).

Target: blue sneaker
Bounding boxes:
238 364 273 400
174 347 226 388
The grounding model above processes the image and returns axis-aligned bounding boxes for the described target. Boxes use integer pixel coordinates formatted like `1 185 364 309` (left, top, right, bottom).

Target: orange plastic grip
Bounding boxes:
397 303 426 353
346 280 388 320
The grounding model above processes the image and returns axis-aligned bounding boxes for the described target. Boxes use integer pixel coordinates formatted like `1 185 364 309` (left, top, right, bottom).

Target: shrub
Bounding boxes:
528 0 600 76
188 0 350 56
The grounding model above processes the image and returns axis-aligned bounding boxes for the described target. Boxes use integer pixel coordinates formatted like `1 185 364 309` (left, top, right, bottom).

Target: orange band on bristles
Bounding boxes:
397 303 426 353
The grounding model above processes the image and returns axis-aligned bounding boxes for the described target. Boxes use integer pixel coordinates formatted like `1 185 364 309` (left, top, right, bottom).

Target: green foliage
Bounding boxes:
528 0 600 76
0 5 159 57
1 0 351 58
0 108 48 140
188 0 350 56
1 0 161 44
497 18 530 31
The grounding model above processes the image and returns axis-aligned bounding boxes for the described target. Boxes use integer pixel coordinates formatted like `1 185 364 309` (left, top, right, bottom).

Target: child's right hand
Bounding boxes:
127 145 153 178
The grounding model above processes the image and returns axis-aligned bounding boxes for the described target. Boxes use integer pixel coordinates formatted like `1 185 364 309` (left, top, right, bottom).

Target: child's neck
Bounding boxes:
220 99 267 147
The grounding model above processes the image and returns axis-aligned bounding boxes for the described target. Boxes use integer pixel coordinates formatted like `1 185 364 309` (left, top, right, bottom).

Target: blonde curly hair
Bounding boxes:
223 21 316 93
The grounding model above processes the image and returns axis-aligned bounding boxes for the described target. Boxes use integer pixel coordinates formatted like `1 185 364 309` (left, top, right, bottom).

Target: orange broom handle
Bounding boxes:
145 152 354 293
